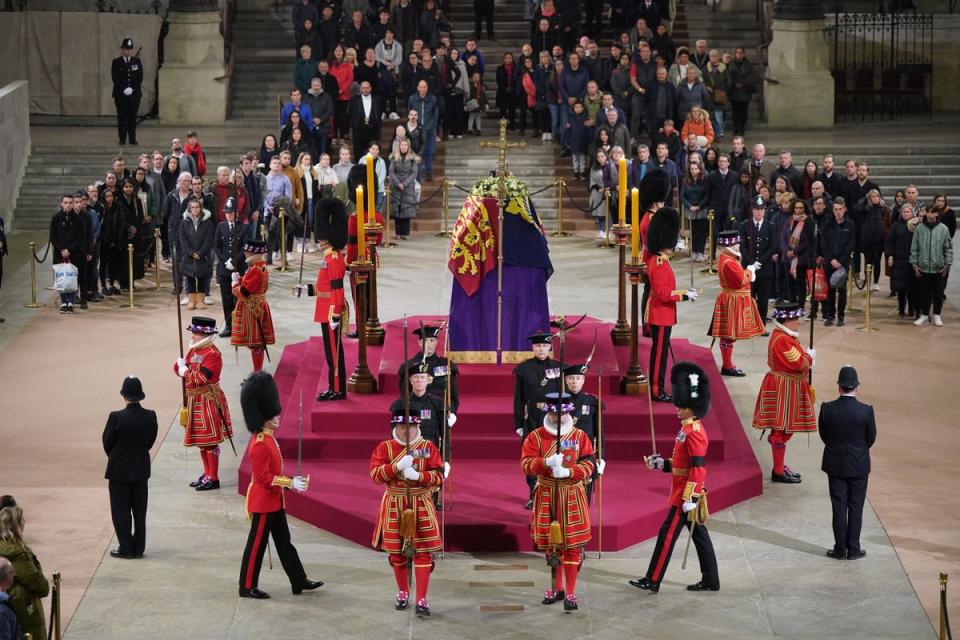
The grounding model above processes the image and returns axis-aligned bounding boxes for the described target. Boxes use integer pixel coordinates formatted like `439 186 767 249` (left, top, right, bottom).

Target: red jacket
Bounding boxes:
346 210 384 266
245 430 289 514
645 252 689 326
663 417 708 507
312 248 346 323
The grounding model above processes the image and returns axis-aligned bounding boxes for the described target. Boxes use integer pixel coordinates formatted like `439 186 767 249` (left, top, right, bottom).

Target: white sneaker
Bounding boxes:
203 296 213 305
597 230 606 240
541 133 548 141
913 314 928 326
272 252 279 261
180 296 189 305
933 314 943 326
389 112 400 120
871 283 880 292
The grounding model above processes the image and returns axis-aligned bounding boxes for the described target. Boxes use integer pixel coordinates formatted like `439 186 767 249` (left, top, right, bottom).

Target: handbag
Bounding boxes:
464 98 480 112
807 265 829 301
713 88 728 105
53 262 78 293
828 265 847 289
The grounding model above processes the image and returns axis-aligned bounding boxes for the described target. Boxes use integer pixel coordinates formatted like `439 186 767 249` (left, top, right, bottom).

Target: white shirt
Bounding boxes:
361 94 373 118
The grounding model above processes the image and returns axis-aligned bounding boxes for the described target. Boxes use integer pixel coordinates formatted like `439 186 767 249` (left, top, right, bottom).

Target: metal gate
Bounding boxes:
829 13 933 121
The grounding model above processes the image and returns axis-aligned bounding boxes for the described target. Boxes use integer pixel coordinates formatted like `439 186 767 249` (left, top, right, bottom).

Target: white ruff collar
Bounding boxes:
723 246 742 258
773 320 798 338
392 428 422 445
190 334 216 350
542 414 574 437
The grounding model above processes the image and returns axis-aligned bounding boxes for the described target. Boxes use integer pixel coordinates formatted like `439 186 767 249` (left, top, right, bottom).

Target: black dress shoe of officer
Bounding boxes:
292 579 324 595
239 588 270 599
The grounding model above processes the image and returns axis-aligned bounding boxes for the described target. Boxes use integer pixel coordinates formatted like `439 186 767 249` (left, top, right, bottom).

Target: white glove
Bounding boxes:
550 465 572 479
291 476 309 492
330 318 340 329
682 500 697 513
443 462 450 479
294 284 309 297
176 357 187 377
225 258 234 271
686 288 699 302
746 264 758 282
646 454 665 471
402 466 421 481
596 459 606 476
751 261 761 271
516 427 524 437
396 454 414 471
545 453 564 468
447 413 457 428
231 272 241 284
123 87 133 96
806 347 816 360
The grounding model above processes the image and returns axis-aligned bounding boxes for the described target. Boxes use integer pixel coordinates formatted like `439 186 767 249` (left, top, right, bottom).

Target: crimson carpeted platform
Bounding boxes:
238 316 762 552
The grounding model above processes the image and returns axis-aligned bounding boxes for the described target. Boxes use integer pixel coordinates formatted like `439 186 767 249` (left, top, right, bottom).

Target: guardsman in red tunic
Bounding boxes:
231 239 275 375
175 316 233 491
752 301 816 484
345 164 384 338
637 170 671 338
708 230 765 377
645 207 699 401
521 392 596 612
630 362 719 593
370 410 446 617
296 198 350 401
238 372 323 599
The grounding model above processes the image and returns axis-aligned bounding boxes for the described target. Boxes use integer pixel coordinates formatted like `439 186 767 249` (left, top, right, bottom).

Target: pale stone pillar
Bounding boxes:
158 5 227 125
764 0 834 128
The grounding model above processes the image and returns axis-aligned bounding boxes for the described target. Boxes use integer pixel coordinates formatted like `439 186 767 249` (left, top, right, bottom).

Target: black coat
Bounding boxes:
349 94 383 135
103 403 159 482
739 216 776 278
111 55 143 99
885 218 915 292
214 220 248 279
513 356 561 435
178 211 215 279
820 215 856 267
49 210 87 263
818 396 876 478
389 393 445 446
705 169 738 223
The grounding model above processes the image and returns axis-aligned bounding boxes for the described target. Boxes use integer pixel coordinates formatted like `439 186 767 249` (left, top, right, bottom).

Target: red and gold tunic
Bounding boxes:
645 253 689 327
521 424 595 550
639 208 655 262
176 337 232 447
231 259 275 348
370 436 444 553
708 252 764 340
662 417 708 508
245 428 292 515
752 325 816 433
312 248 346 324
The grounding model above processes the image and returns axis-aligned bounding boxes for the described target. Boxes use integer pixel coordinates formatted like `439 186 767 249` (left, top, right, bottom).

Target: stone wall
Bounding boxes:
0 82 31 230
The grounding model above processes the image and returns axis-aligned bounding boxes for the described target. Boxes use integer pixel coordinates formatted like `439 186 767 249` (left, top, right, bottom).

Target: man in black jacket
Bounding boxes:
214 198 248 338
349 81 382 161
821 197 856 326
739 196 776 324
50 194 89 313
706 153 738 230
818 366 876 560
103 376 159 559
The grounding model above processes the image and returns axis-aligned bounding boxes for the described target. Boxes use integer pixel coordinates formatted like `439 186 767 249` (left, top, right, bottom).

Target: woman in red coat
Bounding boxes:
231 239 275 375
708 230 764 376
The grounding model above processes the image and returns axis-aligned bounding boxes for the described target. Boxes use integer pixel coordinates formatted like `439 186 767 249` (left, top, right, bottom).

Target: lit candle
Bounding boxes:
366 154 376 223
618 157 627 226
356 186 366 261
631 187 640 259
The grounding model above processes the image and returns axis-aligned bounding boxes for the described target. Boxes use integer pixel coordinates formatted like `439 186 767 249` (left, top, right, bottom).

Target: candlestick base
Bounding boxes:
610 321 631 346
619 371 648 396
347 366 378 393
365 321 386 345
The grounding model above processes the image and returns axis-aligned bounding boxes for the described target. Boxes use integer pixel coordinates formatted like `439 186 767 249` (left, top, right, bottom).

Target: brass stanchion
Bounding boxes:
52 571 61 640
382 185 397 247
551 178 571 237
599 190 611 248
940 572 950 640
857 264 877 332
436 178 452 237
846 253 859 313
24 241 44 308
276 208 290 272
700 210 717 274
124 244 138 309
154 228 161 291
611 223 632 345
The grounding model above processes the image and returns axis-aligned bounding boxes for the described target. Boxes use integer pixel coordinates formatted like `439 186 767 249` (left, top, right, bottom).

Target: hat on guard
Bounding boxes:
347 164 369 206
243 239 269 254
224 197 236 214
543 391 574 414
406 362 431 377
772 301 805 321
527 332 554 345
645 206 681 254
240 371 283 433
670 361 711 418
639 169 670 211
837 365 860 389
121 38 133 50
187 316 218 335
391 408 422 424
120 376 145 401
718 230 740 246
563 363 588 376
751 195 766 209
315 197 348 250
413 326 441 340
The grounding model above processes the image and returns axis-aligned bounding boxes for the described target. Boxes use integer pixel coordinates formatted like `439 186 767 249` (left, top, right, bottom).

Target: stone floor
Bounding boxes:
1 119 958 639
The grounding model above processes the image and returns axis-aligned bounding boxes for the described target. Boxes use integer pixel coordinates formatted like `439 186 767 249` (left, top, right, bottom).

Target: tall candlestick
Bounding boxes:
618 157 627 226
356 186 366 261
366 154 376 222
631 187 640 260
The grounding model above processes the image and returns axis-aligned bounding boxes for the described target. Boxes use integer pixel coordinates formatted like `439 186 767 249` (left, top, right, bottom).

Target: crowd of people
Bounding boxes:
0 495 48 640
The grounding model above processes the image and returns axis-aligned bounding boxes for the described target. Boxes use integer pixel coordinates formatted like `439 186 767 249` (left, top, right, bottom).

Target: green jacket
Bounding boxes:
0 540 48 640
909 221 953 273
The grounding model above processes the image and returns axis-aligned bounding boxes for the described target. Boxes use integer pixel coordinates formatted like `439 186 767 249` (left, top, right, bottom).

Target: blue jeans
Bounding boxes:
712 109 725 137
548 104 561 138
421 127 437 175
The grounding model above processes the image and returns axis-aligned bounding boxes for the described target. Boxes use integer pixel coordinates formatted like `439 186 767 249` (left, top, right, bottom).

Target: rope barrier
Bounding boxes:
31 242 51 264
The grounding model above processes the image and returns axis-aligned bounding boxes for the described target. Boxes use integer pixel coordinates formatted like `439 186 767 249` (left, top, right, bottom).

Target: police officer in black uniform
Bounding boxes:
111 38 144 146
513 332 560 508
564 363 606 504
398 325 460 418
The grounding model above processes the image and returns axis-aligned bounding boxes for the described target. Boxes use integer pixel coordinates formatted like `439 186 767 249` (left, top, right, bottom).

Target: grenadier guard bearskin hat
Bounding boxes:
315 197 348 251
347 164 369 205
639 169 671 211
645 206 681 254
240 371 283 434
670 361 711 418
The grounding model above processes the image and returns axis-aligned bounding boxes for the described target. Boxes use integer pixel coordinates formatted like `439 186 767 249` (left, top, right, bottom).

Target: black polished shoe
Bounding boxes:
110 549 136 559
542 589 564 605
720 367 746 377
219 326 232 338
415 598 431 617
239 588 271 599
324 391 347 401
653 392 673 403
196 478 221 491
563 595 579 611
771 471 802 484
189 474 206 488
686 581 719 592
347 331 359 339
628 577 659 592
847 549 866 560
826 549 846 560
782 466 802 480
395 590 409 610
837 317 845 327
524 499 534 510
292 579 324 595
824 317 834 326
316 389 333 401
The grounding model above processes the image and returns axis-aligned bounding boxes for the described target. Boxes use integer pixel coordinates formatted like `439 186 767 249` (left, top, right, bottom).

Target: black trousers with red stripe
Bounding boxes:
644 505 719 588
321 321 346 393
648 324 672 396
239 509 307 590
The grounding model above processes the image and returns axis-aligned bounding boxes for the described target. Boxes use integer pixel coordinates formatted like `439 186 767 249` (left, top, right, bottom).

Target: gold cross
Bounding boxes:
480 119 527 202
